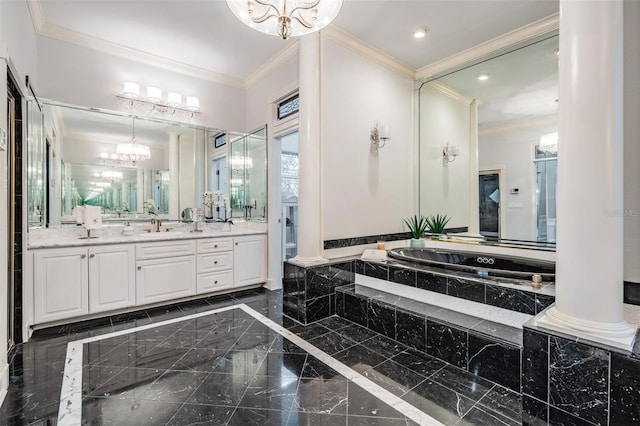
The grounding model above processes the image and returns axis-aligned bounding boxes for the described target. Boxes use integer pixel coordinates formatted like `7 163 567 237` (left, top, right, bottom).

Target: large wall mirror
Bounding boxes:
419 33 558 247
26 100 268 228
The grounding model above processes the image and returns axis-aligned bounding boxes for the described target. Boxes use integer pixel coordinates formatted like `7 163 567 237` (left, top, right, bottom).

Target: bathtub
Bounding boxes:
387 247 555 280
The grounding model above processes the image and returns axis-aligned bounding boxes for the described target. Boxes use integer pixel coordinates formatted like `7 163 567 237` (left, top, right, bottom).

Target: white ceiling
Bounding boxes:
38 0 559 80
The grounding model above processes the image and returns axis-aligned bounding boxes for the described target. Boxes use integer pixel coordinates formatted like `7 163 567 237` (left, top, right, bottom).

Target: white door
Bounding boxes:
34 247 89 323
136 256 196 305
89 245 135 313
233 235 267 287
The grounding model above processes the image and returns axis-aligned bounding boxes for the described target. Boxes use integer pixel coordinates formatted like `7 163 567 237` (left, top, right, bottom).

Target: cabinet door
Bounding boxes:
89 245 136 313
233 235 267 287
34 247 89 323
136 256 196 305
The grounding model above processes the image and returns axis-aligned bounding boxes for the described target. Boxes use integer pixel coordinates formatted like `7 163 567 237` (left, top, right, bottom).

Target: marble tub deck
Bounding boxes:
0 289 522 425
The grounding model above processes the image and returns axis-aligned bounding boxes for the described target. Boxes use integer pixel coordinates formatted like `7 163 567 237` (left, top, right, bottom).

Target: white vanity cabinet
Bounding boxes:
33 244 135 323
196 238 234 294
233 234 267 287
136 240 196 305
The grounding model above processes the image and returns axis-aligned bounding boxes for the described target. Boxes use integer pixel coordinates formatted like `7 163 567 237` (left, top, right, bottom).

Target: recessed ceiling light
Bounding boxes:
413 28 429 39
477 73 490 81
554 48 560 56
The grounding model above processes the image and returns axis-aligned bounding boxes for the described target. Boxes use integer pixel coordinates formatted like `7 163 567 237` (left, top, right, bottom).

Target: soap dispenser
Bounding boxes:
122 222 134 236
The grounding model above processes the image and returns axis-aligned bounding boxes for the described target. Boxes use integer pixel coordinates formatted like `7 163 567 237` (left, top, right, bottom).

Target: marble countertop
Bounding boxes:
28 222 267 249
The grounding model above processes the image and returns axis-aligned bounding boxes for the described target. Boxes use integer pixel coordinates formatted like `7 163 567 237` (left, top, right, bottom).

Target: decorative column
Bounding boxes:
537 0 636 349
292 32 328 266
168 132 180 219
467 99 480 236
194 129 206 209
136 169 144 213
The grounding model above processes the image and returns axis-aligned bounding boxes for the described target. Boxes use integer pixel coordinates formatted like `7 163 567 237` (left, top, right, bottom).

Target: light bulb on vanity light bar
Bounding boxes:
147 86 162 103
186 96 200 111
167 92 182 107
123 82 140 98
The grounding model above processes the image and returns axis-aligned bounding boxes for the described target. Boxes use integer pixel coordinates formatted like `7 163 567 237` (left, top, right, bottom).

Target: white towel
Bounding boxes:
84 206 102 229
74 206 85 224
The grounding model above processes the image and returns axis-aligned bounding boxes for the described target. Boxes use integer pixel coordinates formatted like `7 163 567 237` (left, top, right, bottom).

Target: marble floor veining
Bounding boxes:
0 289 523 425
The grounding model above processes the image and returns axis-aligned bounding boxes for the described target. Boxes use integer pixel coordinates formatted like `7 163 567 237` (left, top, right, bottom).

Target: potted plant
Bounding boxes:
403 215 428 248
425 214 451 239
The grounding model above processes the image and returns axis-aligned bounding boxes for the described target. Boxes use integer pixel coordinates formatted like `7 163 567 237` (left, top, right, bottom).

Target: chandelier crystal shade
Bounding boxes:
225 0 343 40
116 117 151 164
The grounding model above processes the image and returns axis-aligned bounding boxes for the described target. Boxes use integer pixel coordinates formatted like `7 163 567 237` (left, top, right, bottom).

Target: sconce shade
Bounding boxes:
167 92 183 107
123 82 140 98
147 86 162 102
225 0 343 40
186 96 200 111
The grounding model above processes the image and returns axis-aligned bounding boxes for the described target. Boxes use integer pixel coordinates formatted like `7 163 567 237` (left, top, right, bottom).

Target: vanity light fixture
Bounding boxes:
116 117 151 165
370 121 390 153
443 142 460 163
413 28 429 39
115 82 201 119
225 0 343 40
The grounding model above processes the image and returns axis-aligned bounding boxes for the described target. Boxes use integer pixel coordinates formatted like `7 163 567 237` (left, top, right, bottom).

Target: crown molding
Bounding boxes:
425 81 473 105
27 0 245 89
324 25 416 80
244 40 300 89
416 13 559 81
478 114 557 136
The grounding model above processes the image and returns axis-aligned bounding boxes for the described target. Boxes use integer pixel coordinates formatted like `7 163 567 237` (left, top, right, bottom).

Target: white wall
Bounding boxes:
419 83 470 229
321 39 414 240
0 1 38 87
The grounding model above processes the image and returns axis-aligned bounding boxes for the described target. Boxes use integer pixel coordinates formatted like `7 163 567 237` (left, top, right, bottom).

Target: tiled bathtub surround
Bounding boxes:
355 259 556 316
283 260 354 324
335 284 524 391
522 322 640 425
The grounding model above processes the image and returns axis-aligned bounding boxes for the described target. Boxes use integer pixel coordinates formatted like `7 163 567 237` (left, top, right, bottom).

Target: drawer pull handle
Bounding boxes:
235 242 238 246
137 266 142 270
214 261 218 264
214 280 218 284
214 244 218 248
89 254 95 258
81 254 87 259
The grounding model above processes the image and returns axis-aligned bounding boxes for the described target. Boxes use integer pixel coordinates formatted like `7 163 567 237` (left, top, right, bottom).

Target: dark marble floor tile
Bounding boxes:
333 344 388 373
238 374 299 411
402 379 476 425
186 372 250 406
430 364 495 402
362 359 427 396
426 320 468 368
82 396 184 425
295 377 348 414
548 406 595 426
486 285 536 315
313 315 353 331
347 415 419 426
610 352 640 425
522 395 548 426
359 333 409 358
549 337 609 425
171 347 228 372
308 332 358 355
82 365 127 396
169 403 235 425
346 381 407 419
301 356 343 380
522 328 549 401
255 352 308 378
457 406 521 426
212 349 268 376
274 338 308 355
288 322 332 341
367 300 396 339
140 370 209 403
286 411 347 425
468 333 521 391
86 366 164 398
416 271 447 294
396 309 427 352
334 324 379 344
477 385 523 425
390 348 446 378
227 407 291 425
447 277 486 303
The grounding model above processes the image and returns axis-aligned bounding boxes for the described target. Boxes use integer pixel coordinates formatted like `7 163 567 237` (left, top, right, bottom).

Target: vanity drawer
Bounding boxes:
197 252 233 274
136 240 196 260
197 270 234 294
197 238 233 253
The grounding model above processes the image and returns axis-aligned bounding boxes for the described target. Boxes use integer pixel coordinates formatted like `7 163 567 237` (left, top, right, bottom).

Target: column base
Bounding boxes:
536 306 637 351
288 255 329 268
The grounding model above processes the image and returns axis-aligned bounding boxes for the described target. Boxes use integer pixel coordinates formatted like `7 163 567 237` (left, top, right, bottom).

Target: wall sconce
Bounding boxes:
443 142 460 163
370 121 390 153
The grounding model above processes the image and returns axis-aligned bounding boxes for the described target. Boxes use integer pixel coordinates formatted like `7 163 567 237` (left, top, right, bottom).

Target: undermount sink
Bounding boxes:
138 232 185 238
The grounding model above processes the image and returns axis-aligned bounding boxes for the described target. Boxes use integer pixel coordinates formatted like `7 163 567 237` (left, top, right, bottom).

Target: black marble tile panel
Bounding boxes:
429 308 483 330
395 309 426 352
388 265 416 286
314 315 352 331
401 379 476 425
323 232 412 249
471 320 523 346
359 261 389 281
358 334 408 359
477 385 522 425
446 277 486 303
239 374 299 411
334 324 379 344
361 360 427 396
430 364 494 402
308 332 358 355
549 336 609 425
306 263 354 299
522 328 549 402
334 291 345 318
367 300 396 339
468 333 521 391
548 406 595 426
390 348 446 378
333 344 388 372
416 270 447 294
486 285 536 315
458 407 520 426
535 293 556 313
624 281 640 305
295 377 348 414
305 295 332 323
610 352 640 425
522 395 548 426
342 293 368 327
426 320 468 368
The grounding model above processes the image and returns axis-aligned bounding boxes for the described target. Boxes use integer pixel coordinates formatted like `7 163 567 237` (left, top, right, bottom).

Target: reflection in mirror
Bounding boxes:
27 97 45 228
419 33 558 247
39 102 217 224
229 127 267 221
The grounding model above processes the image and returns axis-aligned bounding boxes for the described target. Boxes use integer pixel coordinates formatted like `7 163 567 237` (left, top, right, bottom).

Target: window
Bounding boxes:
277 94 299 120
534 144 557 242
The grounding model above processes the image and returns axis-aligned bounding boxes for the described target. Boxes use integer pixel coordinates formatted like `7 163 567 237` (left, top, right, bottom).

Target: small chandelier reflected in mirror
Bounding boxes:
539 131 558 154
225 0 344 40
116 117 151 165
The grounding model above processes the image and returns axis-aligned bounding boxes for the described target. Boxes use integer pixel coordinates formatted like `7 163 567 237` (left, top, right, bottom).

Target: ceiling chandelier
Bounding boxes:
116 117 151 164
225 0 343 40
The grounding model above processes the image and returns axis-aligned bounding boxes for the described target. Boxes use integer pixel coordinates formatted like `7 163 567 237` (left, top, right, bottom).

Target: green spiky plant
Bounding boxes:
425 214 451 234
403 215 429 239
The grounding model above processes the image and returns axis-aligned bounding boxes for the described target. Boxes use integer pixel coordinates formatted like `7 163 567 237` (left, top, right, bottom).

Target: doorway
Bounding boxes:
479 171 500 238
